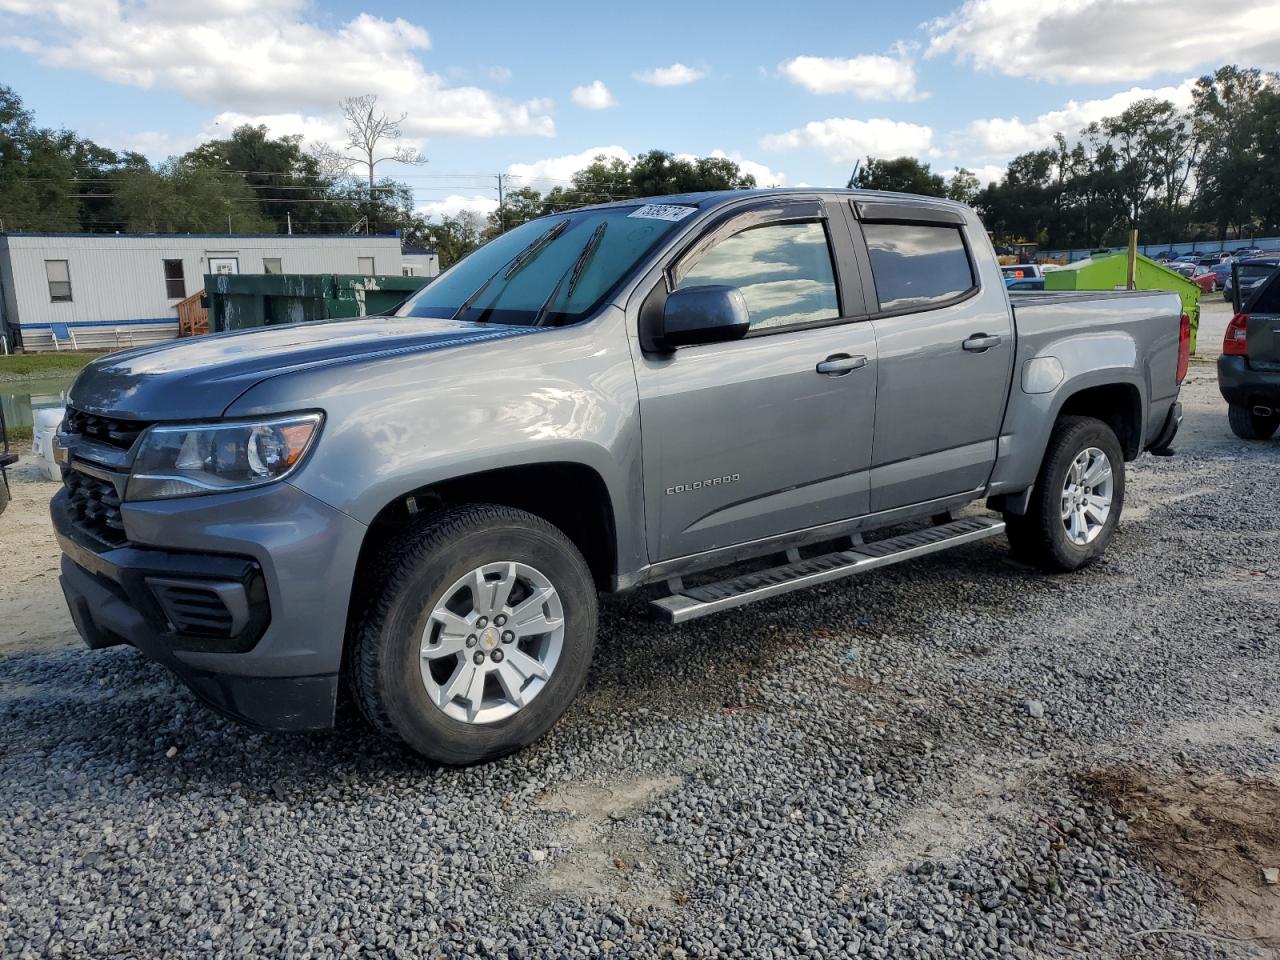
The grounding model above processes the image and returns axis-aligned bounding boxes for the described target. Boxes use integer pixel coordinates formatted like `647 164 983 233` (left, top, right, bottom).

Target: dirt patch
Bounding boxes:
531 775 683 910
1085 768 1280 948
0 470 77 657
857 758 1045 885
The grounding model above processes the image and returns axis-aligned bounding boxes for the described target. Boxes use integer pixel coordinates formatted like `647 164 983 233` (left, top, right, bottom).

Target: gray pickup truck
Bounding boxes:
52 189 1188 763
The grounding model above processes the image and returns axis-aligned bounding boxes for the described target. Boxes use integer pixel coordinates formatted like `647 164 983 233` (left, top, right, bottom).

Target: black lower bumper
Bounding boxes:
58 548 337 733
1218 355 1280 408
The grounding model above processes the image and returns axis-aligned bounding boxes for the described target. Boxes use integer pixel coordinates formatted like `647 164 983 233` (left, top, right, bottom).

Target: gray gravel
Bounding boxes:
1 370 1277 959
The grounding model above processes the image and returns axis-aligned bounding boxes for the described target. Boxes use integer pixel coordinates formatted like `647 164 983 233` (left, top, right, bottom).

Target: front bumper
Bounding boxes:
53 479 368 732
1218 355 1280 408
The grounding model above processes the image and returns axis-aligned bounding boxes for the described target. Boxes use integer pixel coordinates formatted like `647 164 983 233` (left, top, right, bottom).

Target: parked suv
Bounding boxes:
52 190 1187 763
1220 261 1280 440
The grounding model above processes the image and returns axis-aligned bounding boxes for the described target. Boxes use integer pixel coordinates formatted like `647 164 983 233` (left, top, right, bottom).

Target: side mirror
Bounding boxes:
655 284 751 350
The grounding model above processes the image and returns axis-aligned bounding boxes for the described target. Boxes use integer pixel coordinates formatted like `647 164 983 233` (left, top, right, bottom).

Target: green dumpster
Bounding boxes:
1043 253 1200 353
205 273 429 333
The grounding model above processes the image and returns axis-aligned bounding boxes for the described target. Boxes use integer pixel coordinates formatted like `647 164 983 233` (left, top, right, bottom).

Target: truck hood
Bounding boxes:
68 316 533 420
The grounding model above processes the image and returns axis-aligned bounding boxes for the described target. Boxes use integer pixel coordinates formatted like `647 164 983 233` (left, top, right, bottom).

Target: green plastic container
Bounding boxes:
205 273 429 333
1043 253 1200 353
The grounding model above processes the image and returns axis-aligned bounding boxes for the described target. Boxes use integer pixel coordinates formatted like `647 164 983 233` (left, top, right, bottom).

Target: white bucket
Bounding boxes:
31 405 65 481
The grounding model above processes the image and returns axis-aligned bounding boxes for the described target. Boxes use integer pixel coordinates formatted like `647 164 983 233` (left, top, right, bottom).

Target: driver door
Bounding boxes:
632 199 879 562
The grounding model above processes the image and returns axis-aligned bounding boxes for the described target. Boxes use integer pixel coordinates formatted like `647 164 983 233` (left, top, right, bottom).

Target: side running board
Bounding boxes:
650 516 1006 624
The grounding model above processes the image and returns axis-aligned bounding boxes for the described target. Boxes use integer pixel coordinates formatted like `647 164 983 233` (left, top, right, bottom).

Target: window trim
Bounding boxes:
663 200 853 339
45 259 73 303
851 212 982 319
162 258 186 300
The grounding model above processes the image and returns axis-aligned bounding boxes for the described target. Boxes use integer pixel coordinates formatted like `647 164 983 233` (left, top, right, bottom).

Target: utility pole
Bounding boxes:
287 211 293 236
497 173 506 232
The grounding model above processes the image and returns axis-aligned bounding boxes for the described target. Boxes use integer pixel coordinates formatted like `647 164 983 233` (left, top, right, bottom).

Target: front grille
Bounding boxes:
148 581 237 638
63 408 151 451
64 469 127 546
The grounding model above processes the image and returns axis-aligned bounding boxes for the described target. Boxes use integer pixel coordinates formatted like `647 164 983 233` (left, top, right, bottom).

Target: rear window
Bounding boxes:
1238 262 1278 285
863 223 975 312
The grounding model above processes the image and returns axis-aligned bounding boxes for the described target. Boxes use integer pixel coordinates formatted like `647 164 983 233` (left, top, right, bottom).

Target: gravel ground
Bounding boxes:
2 369 1278 959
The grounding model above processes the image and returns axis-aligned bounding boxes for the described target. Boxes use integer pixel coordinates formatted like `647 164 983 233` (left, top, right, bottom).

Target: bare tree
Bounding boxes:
310 94 426 232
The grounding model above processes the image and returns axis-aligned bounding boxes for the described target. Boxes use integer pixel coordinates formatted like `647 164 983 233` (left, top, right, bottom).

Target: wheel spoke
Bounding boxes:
423 632 468 659
463 663 488 722
490 562 518 613
1084 499 1109 525
495 662 530 708
503 646 550 682
1082 457 1111 488
432 608 473 638
510 587 562 637
438 661 477 707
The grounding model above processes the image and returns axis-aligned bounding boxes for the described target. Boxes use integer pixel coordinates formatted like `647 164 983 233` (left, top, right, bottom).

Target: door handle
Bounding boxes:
815 353 868 376
962 334 1003 352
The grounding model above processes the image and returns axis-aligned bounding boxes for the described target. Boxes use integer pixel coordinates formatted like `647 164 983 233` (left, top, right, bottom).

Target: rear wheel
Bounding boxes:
1228 403 1280 441
351 504 598 765
1005 416 1125 572
0 476 8 517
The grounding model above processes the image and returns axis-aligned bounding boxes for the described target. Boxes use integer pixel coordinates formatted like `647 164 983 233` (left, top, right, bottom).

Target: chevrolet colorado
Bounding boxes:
52 190 1188 764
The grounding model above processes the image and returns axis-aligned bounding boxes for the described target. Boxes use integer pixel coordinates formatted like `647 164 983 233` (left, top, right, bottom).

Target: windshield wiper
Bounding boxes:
450 219 570 323
532 223 608 328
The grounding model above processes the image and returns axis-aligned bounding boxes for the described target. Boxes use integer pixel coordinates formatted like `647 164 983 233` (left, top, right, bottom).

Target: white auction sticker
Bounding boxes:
627 203 698 222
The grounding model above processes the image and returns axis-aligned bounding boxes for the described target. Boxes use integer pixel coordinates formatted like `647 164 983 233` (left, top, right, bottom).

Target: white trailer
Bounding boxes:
0 233 404 352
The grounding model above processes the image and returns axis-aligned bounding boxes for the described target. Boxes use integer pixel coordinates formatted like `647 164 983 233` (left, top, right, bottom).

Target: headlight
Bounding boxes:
127 413 323 501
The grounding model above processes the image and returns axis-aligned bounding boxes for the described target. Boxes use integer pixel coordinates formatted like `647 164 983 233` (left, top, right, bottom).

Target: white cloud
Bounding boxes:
633 63 706 86
779 50 925 101
926 0 1280 83
506 146 634 188
0 0 554 138
762 118 934 163
571 80 616 110
488 65 513 83
938 164 1006 187
965 79 1196 156
415 194 499 221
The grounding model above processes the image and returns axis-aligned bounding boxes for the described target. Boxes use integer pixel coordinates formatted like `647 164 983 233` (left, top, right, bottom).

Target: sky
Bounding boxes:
2 0 1279 223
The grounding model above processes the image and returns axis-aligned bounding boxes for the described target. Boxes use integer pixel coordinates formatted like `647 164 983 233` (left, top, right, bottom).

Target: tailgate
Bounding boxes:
1247 312 1280 370
1244 273 1280 370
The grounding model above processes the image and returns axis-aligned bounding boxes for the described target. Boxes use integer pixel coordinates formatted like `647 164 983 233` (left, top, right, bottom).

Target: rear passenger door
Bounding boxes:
848 200 1014 512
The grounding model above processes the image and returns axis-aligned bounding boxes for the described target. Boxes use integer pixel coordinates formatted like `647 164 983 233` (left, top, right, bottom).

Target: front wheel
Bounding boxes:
1005 416 1125 572
351 504 598 765
1228 403 1280 441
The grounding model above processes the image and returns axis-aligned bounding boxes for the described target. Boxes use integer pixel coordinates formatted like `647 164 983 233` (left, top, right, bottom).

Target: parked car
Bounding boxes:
1207 261 1235 290
1151 250 1176 261
1190 265 1219 293
1166 262 1198 280
1220 262 1280 440
1222 256 1279 303
1005 277 1045 291
51 189 1189 763
1000 263 1043 281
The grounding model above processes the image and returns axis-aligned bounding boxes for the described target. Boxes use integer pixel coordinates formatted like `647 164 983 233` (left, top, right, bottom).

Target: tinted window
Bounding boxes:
675 221 839 331
399 206 687 327
862 223 974 312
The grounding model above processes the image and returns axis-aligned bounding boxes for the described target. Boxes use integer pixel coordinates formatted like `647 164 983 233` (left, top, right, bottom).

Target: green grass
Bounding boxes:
4 425 32 446
0 352 95 382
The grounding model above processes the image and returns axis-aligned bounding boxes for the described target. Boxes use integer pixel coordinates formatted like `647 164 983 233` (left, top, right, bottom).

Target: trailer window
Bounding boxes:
45 260 72 303
263 258 282 275
862 223 975 313
162 259 186 299
358 257 375 275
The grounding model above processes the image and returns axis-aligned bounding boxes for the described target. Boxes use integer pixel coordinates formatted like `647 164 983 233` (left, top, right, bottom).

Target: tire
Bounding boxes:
350 504 598 765
1227 403 1280 441
1004 416 1125 572
0 477 8 517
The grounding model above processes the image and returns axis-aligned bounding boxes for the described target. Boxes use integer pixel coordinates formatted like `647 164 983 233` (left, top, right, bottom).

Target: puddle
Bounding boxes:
2 375 75 431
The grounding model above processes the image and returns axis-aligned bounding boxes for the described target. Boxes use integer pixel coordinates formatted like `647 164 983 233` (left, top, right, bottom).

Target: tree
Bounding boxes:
945 168 980 205
114 160 272 233
312 94 427 235
849 157 946 197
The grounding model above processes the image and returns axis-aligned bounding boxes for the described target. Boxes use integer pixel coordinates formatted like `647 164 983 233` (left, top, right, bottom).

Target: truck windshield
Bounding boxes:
397 205 692 326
